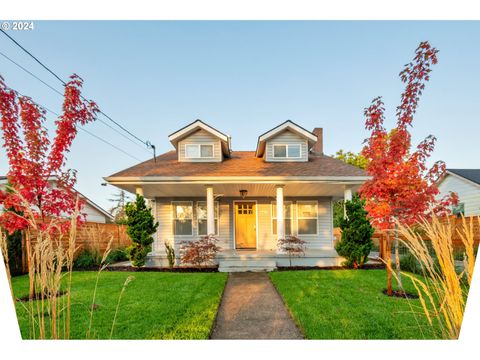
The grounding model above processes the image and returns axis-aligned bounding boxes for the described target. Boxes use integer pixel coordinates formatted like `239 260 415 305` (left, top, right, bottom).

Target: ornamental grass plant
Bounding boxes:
396 215 478 339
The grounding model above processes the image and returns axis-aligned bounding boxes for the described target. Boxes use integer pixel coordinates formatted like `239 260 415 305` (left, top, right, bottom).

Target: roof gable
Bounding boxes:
255 120 318 157
168 119 231 157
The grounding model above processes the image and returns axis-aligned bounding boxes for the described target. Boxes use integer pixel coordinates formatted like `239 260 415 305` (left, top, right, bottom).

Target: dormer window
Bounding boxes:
273 144 301 159
185 144 214 159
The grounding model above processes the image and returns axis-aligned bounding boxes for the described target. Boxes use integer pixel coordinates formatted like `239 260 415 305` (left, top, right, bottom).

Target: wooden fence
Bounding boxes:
334 216 480 260
4 222 131 274
27 221 131 256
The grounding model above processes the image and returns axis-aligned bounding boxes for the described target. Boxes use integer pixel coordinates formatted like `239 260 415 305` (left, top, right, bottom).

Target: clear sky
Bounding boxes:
0 21 479 211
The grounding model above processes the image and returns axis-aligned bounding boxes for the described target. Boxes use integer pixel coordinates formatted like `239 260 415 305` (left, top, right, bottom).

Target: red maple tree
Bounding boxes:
0 74 99 233
359 42 457 293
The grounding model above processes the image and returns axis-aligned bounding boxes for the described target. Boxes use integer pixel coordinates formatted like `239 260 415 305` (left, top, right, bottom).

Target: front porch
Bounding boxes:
146 248 343 271
110 178 364 270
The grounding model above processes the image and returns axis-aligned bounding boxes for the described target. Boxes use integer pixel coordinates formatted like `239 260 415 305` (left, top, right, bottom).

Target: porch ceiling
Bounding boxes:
110 181 362 199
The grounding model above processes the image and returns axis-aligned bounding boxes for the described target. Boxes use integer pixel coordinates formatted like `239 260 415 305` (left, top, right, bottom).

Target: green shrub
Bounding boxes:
105 248 128 264
400 252 422 274
335 194 374 268
125 195 159 267
5 229 23 275
74 249 101 269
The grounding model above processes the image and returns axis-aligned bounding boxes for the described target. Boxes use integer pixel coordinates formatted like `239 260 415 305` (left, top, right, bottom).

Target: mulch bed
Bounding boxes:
382 289 419 299
276 263 385 271
16 290 67 302
104 265 219 273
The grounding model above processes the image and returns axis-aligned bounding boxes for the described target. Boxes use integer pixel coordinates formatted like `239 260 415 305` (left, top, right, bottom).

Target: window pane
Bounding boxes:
453 203 465 216
200 144 213 157
288 144 301 158
298 219 317 234
273 145 287 157
272 219 292 235
197 202 218 219
272 203 291 218
298 203 317 218
174 219 192 235
198 220 207 235
285 221 292 235
197 204 207 220
285 204 291 218
185 145 199 158
174 203 192 219
198 219 218 235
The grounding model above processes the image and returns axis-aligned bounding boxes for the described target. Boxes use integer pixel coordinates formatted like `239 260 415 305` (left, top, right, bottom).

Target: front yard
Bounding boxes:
12 271 228 339
269 269 443 339
10 269 450 340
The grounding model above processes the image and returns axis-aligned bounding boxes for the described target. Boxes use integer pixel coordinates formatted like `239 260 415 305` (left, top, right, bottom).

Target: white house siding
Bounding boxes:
177 129 222 162
438 174 480 216
153 196 334 254
264 130 309 162
81 202 109 223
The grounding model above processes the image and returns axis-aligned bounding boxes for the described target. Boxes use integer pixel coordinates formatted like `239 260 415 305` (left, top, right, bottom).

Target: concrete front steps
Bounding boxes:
218 259 277 272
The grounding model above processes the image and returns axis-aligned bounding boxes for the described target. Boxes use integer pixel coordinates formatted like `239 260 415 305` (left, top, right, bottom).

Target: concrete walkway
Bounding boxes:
210 272 303 339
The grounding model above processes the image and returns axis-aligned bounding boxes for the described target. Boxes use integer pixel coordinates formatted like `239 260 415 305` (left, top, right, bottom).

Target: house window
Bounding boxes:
272 201 292 236
452 202 465 217
297 201 318 235
172 201 193 235
273 144 301 158
197 201 219 235
185 144 214 158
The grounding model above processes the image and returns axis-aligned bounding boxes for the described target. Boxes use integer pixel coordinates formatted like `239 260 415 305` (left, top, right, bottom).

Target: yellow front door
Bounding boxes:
235 202 257 249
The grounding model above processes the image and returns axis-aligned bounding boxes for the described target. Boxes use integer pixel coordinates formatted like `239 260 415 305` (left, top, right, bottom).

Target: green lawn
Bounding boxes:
269 269 443 339
11 271 228 339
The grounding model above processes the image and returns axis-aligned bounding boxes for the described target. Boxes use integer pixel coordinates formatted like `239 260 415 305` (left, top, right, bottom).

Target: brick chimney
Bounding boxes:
311 128 323 155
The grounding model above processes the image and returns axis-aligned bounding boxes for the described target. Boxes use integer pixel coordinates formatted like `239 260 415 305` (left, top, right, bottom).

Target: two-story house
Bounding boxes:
104 120 369 271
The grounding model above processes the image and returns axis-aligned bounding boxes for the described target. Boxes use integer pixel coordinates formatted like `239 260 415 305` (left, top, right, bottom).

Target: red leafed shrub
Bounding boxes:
278 235 306 266
180 235 221 267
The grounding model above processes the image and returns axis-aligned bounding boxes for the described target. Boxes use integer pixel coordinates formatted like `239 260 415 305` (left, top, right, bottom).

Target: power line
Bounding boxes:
0 29 66 86
7 88 144 163
0 51 63 96
0 29 156 158
0 49 150 153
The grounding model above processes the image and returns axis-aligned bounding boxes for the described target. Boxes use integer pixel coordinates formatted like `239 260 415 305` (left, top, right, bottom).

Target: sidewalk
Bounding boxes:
210 272 303 339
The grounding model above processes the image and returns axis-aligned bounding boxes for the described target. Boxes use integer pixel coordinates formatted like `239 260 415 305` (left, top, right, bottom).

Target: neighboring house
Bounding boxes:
105 120 369 271
0 176 114 224
437 169 480 216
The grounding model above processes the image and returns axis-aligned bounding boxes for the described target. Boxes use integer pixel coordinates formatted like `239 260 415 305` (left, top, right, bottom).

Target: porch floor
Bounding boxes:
217 248 339 259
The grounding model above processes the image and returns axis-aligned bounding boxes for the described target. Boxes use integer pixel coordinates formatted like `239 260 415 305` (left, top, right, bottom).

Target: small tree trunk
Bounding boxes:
394 223 404 292
26 231 36 300
386 232 393 296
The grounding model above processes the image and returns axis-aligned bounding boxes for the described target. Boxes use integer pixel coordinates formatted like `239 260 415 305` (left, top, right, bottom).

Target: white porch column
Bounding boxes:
135 187 144 197
343 186 352 218
206 185 215 236
276 185 285 240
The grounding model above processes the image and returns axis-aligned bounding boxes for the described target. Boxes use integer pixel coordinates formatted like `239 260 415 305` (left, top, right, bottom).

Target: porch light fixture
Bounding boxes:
239 189 248 199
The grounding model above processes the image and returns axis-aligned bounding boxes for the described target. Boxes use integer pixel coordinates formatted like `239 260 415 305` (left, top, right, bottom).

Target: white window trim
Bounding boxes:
271 201 293 235
171 201 194 236
197 201 220 236
272 143 302 159
296 200 319 236
184 143 215 159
